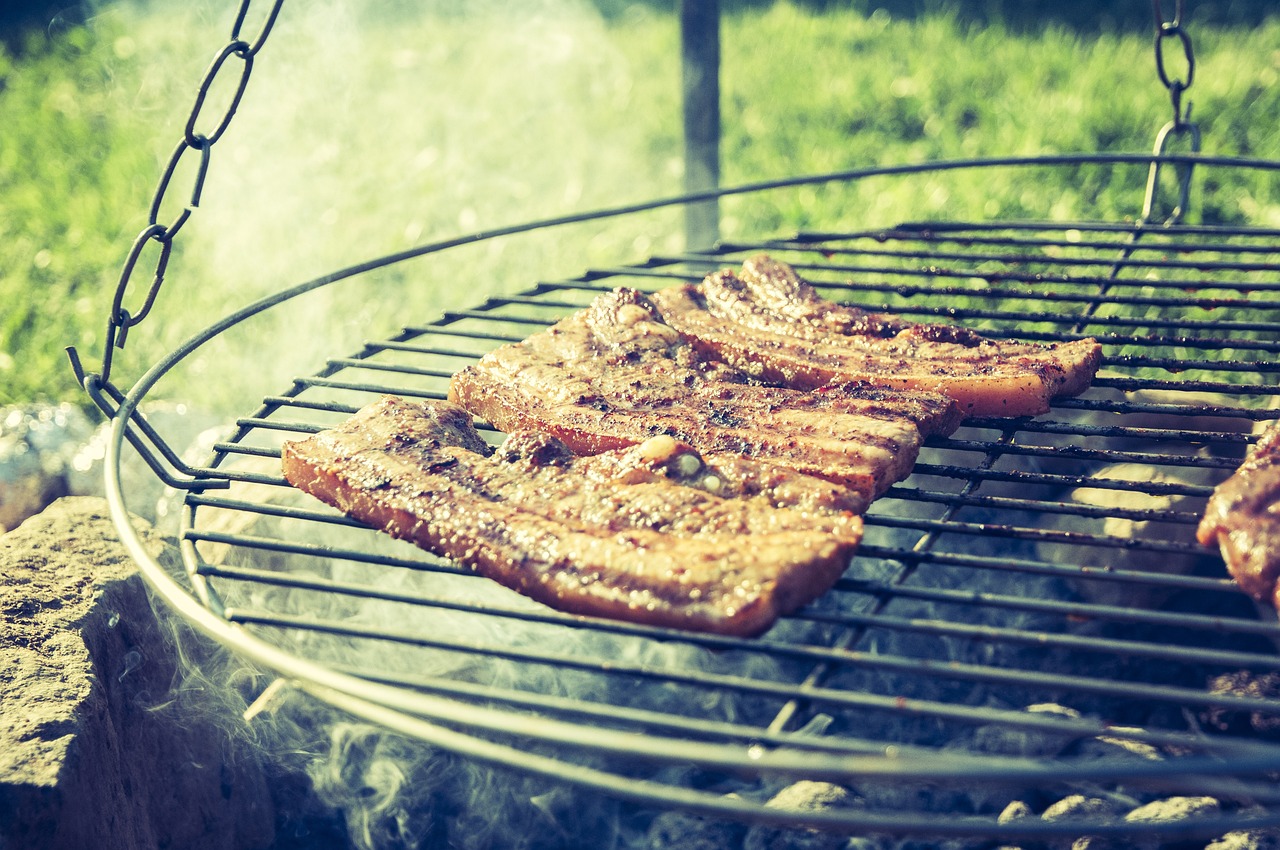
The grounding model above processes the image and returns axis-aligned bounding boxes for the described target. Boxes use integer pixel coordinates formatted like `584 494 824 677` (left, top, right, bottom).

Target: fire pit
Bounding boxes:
70 2 1280 846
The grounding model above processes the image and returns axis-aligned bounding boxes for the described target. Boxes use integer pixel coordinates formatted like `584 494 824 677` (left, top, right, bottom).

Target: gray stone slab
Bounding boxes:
0 497 275 850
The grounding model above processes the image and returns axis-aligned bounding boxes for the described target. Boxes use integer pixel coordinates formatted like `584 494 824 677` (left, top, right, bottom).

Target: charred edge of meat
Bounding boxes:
1198 420 1280 607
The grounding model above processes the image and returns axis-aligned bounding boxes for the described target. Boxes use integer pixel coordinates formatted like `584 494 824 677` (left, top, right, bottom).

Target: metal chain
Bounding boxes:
68 0 285 389
1142 0 1201 225
1151 0 1196 129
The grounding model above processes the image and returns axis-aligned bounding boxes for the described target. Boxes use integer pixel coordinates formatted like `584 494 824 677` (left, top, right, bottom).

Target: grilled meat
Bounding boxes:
651 254 1103 418
449 287 962 509
281 395 863 636
1197 420 1280 608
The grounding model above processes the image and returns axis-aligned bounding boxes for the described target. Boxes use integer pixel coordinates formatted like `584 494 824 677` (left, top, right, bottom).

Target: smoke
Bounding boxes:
86 0 685 415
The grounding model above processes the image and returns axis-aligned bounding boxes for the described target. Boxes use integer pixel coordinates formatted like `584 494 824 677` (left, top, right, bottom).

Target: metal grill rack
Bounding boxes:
96 154 1280 842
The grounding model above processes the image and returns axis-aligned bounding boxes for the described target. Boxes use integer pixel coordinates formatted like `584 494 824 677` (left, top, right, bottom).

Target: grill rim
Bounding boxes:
95 151 1280 837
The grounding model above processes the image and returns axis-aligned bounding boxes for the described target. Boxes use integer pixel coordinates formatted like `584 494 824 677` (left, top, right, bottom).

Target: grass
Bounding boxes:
2 1 1278 411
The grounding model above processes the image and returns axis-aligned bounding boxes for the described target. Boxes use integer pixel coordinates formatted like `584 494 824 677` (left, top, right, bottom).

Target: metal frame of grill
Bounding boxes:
95 153 1280 842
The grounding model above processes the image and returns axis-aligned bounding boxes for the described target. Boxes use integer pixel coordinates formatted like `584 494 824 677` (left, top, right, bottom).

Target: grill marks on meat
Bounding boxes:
280 396 863 636
651 254 1103 419
449 287 962 510
1198 421 1280 609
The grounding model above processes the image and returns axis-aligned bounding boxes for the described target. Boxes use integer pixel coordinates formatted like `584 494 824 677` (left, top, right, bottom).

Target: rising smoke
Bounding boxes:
88 0 685 415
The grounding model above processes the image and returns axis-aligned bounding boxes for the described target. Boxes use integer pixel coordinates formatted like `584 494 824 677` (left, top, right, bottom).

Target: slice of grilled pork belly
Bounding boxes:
1198 420 1280 609
281 395 863 636
651 254 1103 419
449 287 962 510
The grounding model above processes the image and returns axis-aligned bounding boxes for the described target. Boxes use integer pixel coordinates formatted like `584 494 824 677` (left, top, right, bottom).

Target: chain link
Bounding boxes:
1151 0 1195 129
69 0 286 389
231 0 283 57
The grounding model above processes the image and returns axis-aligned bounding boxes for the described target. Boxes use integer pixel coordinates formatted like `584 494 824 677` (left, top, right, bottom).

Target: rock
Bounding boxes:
1042 794 1119 825
998 800 1034 825
1121 796 1222 849
1208 826 1280 850
1068 838 1116 850
1069 728 1164 763
0 497 275 850
742 781 861 850
1037 795 1123 850
1207 806 1280 850
1124 795 1220 826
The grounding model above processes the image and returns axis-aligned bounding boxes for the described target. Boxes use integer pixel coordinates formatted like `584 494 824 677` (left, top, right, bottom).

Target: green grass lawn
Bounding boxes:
3 1 1278 411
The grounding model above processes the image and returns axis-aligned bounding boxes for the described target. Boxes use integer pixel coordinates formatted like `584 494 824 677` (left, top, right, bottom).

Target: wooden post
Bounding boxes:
681 0 720 251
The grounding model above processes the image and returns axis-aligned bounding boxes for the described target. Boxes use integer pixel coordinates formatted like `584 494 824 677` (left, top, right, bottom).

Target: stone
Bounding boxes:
1070 730 1163 763
1036 795 1123 850
0 497 275 850
1121 796 1223 850
1206 807 1280 850
1124 795 1220 826
742 781 861 850
1069 837 1117 850
998 800 1034 825
1041 795 1119 824
1208 826 1280 850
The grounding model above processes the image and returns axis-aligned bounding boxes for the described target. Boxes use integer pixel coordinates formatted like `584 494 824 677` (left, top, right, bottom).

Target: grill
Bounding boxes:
88 152 1280 844
74 5 1280 845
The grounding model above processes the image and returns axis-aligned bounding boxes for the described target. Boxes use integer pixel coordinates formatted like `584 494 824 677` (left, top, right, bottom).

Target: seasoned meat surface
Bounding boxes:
281 396 863 636
449 287 962 509
651 254 1104 419
1198 420 1280 608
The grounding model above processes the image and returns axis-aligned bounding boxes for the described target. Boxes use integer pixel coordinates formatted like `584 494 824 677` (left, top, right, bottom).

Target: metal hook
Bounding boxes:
1141 119 1201 225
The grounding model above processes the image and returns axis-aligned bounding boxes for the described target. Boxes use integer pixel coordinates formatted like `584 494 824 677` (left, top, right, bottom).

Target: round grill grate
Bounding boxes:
92 154 1280 841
